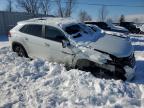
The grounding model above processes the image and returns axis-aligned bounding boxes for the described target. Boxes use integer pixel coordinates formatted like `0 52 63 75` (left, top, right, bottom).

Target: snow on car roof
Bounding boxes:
18 17 78 27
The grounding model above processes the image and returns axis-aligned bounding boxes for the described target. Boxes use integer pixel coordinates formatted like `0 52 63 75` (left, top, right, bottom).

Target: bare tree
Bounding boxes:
6 0 13 12
106 18 113 25
56 0 64 17
98 5 108 22
56 0 76 17
16 0 40 14
133 18 139 23
119 14 125 23
40 0 50 15
79 10 92 22
65 0 76 17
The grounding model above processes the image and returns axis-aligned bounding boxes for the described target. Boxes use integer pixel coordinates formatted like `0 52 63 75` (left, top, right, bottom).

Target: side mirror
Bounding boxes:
62 40 70 48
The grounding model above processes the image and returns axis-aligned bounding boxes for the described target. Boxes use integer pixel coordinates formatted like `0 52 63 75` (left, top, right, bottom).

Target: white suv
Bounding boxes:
9 17 136 80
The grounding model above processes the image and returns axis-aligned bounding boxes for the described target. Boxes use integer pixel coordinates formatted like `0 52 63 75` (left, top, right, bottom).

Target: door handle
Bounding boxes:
45 43 50 47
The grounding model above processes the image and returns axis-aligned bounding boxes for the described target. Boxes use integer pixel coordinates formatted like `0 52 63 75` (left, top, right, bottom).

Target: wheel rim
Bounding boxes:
15 46 25 57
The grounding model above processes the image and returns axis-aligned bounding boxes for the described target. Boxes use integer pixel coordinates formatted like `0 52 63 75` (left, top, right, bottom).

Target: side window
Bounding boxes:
20 25 42 37
45 26 66 42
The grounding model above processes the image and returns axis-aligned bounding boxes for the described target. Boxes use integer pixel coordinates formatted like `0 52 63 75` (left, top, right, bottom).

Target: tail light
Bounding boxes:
8 31 11 37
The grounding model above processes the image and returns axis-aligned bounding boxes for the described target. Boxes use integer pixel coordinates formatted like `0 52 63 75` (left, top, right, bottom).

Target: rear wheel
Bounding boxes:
13 45 28 58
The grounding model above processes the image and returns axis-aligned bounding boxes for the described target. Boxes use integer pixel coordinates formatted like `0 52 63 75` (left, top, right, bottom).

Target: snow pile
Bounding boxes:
0 47 144 108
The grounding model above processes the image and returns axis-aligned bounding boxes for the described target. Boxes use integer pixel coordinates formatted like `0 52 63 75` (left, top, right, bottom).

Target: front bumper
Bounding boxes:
97 63 136 80
98 53 136 80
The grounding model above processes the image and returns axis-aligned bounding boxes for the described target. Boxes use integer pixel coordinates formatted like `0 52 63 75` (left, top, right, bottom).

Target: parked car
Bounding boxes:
120 22 140 34
85 21 129 34
9 17 136 80
86 24 130 41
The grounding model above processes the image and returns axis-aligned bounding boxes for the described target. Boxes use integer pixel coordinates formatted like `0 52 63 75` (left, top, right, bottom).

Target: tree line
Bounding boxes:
6 0 139 23
6 0 109 21
6 0 77 17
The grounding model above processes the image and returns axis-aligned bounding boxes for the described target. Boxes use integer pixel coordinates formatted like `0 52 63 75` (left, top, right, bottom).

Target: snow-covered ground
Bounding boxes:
0 34 144 108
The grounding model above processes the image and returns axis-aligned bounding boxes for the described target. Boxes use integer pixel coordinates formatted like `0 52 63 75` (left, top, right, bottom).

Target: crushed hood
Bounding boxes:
81 35 133 58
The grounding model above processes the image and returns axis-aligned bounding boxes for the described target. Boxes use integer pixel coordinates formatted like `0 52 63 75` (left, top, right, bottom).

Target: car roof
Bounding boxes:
18 17 78 28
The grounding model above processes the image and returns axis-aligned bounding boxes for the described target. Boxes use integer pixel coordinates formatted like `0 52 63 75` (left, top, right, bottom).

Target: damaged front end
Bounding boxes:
76 45 136 81
106 53 136 81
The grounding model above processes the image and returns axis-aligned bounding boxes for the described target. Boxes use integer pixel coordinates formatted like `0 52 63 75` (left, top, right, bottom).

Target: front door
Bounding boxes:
43 26 74 66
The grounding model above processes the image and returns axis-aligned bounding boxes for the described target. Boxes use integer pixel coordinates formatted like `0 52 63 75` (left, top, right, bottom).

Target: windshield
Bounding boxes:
63 23 104 43
64 23 94 35
79 23 94 34
65 24 81 35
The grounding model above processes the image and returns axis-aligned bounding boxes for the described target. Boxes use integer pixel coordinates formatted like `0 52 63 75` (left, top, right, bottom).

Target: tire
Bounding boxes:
13 44 28 58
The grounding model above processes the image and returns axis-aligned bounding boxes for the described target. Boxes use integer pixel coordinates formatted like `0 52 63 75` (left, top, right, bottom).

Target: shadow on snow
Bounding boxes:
131 60 144 84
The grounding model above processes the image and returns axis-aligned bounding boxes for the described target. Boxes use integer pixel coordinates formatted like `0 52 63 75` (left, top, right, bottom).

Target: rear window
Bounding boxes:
20 24 42 37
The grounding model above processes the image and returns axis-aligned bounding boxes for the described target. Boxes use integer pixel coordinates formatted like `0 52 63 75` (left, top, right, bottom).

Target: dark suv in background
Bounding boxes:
120 22 140 34
85 21 129 34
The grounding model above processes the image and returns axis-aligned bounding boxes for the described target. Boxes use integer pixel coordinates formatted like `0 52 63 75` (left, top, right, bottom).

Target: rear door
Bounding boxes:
19 24 49 58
